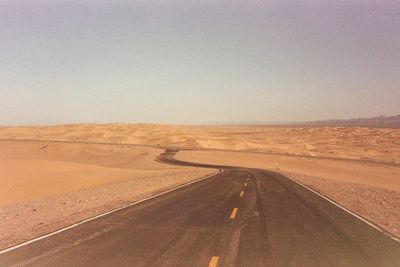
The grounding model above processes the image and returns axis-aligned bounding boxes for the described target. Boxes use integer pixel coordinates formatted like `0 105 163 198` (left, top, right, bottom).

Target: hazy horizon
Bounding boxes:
1 1 399 125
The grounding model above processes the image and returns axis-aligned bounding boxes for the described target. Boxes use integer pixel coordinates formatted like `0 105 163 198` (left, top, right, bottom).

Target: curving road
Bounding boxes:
0 149 399 266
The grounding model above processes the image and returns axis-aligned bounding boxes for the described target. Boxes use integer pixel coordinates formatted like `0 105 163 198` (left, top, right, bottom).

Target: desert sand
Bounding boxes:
0 140 216 249
1 124 399 164
0 124 399 248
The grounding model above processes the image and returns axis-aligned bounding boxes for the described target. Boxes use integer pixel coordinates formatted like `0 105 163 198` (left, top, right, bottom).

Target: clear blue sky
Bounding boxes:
1 1 399 125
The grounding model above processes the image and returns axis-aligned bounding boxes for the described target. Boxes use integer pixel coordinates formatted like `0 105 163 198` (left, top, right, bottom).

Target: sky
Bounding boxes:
1 0 399 125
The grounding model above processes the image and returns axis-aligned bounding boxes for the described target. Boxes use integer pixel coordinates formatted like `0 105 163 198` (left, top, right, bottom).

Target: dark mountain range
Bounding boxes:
302 114 400 128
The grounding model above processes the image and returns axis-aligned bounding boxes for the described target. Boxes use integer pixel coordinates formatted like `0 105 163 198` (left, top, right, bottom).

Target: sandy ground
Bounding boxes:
1 124 399 164
0 140 216 249
0 124 399 245
176 150 400 238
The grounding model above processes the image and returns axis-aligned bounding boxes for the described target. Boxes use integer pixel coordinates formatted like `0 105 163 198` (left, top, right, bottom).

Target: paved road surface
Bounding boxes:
0 149 399 266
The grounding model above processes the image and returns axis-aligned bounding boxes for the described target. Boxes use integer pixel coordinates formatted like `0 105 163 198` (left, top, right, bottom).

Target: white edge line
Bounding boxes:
0 169 223 255
281 172 400 243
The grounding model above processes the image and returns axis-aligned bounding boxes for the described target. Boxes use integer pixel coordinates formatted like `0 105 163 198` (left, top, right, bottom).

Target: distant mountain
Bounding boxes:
302 114 400 128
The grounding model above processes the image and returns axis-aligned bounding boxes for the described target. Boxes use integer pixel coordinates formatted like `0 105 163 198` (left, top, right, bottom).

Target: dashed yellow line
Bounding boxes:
208 256 219 267
239 191 244 197
244 182 248 187
230 208 238 219
246 178 250 181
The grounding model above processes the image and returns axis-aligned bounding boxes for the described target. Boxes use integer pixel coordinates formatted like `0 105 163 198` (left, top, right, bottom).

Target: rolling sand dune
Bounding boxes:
0 123 399 247
1 124 399 164
0 140 216 249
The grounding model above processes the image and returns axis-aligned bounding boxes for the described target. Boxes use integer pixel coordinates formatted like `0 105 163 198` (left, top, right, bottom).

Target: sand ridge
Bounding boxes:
0 140 217 249
0 124 399 247
1 124 399 164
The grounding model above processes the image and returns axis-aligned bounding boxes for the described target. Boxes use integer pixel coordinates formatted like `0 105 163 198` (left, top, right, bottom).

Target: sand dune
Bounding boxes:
1 124 399 164
0 140 216 249
0 123 399 246
0 140 210 205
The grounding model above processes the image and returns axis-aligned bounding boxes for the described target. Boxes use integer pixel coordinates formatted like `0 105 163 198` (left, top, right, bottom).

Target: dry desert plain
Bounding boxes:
0 124 399 249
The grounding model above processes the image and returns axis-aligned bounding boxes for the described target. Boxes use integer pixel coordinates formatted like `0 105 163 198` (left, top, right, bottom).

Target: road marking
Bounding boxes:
246 178 250 181
239 191 244 197
230 208 238 219
244 182 248 187
282 172 400 243
0 171 224 255
208 256 219 267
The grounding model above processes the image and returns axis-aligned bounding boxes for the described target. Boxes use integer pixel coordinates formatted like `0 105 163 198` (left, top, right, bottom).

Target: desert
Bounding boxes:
0 124 399 252
2 1 400 265
0 138 216 249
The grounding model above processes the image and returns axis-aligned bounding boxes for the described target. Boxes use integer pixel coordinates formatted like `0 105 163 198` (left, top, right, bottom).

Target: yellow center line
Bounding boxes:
239 191 244 197
246 178 250 181
244 182 248 187
230 208 238 219
208 256 219 267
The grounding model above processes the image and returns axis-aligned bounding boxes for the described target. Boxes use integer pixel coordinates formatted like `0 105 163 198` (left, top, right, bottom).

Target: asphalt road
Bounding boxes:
0 150 399 266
